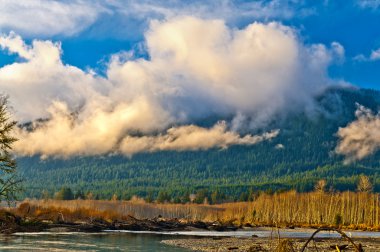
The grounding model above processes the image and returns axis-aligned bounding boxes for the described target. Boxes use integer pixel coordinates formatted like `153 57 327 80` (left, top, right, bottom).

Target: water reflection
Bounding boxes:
0 233 189 251
0 229 379 251
105 229 380 239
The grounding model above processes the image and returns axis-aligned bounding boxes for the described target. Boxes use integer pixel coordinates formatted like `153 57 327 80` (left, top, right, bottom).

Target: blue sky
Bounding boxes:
1 0 380 89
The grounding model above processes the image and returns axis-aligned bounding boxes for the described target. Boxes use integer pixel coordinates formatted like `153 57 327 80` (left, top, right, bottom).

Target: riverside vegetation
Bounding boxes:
10 189 380 231
1 189 379 251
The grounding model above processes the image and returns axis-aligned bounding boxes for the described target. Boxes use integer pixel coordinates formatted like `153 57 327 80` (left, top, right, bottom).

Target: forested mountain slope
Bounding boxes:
17 87 380 201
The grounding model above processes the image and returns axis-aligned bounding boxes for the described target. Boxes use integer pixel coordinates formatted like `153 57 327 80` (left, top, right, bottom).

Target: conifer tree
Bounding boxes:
0 96 20 203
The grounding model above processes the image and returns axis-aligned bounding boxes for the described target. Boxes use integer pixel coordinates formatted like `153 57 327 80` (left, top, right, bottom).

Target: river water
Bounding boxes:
106 229 380 239
0 232 189 251
0 229 379 251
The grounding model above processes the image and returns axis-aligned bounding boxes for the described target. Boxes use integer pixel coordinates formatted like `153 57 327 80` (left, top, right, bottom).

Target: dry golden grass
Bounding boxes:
276 239 296 252
17 190 380 229
16 199 224 223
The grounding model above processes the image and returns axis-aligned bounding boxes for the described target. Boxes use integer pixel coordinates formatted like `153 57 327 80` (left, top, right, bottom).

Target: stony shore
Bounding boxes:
162 236 380 251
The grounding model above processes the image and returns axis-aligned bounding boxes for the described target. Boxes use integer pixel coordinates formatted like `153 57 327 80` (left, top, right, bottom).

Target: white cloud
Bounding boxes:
15 116 279 158
370 48 380 61
275 143 285 149
0 32 33 59
353 54 367 62
111 0 302 21
0 0 105 37
119 123 279 156
89 0 314 40
336 104 380 162
357 0 380 9
353 47 380 62
331 41 345 63
0 17 343 157
0 32 108 121
0 0 312 38
14 100 173 157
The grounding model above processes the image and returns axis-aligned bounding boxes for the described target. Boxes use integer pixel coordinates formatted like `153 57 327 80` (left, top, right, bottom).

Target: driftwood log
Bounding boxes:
300 227 364 252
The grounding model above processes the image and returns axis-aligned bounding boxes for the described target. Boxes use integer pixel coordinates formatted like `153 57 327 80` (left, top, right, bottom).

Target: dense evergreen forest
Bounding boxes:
17 87 380 202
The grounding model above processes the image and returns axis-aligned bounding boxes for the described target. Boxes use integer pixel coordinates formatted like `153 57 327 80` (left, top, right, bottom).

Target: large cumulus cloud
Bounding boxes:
0 17 343 157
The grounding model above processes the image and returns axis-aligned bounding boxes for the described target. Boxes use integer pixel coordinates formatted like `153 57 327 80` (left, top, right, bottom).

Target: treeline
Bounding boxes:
40 175 375 208
41 186 250 204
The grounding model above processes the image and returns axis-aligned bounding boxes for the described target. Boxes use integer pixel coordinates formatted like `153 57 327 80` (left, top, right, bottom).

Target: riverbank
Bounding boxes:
19 197 380 232
162 236 380 251
2 206 380 251
0 208 238 234
1 200 380 235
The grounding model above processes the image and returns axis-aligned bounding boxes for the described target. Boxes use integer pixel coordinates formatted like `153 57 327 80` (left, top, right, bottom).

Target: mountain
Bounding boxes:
17 87 380 201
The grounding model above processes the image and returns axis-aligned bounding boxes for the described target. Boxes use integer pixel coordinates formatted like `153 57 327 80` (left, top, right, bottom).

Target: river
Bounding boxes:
0 232 189 251
0 229 379 251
